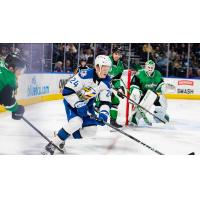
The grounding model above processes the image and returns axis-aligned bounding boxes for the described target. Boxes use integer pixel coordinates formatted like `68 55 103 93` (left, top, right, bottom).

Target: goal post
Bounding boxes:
125 69 132 125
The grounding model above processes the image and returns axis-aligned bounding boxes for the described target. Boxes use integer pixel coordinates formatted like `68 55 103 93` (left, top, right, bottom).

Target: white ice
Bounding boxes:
0 98 200 155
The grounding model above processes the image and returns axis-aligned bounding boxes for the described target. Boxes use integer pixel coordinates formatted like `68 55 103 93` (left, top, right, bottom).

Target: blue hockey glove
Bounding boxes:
12 105 25 120
98 111 108 126
74 101 88 117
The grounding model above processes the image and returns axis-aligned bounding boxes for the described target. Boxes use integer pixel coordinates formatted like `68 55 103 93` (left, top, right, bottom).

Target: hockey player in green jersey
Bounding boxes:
0 53 26 120
129 60 170 126
108 47 125 128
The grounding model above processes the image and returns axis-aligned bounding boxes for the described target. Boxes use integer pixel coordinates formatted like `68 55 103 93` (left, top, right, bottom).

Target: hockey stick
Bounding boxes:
91 114 164 155
91 114 195 155
112 78 131 93
22 117 64 154
120 78 131 93
114 88 166 124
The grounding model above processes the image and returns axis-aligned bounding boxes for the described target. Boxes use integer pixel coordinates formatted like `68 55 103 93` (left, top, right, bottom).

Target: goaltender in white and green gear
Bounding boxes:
129 60 171 126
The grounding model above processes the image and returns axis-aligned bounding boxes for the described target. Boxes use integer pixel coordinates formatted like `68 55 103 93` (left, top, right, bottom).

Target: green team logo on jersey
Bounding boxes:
144 83 158 90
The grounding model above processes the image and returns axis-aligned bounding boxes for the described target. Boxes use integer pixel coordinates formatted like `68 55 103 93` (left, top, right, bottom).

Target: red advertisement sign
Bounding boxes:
178 80 194 86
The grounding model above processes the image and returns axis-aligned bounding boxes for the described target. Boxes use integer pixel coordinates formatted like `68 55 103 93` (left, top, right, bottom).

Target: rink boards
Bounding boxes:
1 72 200 113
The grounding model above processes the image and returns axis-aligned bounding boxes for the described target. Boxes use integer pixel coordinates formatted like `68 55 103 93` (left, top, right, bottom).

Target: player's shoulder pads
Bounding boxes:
78 68 94 79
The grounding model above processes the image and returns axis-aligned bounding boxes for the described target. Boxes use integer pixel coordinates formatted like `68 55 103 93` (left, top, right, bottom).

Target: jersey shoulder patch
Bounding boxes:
78 68 94 79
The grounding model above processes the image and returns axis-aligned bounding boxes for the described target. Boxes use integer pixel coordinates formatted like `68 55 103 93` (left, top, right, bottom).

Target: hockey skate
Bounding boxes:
110 119 123 128
129 109 152 127
41 136 65 155
53 131 66 150
138 108 152 126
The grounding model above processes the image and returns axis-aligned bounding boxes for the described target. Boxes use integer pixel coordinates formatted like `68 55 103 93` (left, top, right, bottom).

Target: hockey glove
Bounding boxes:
75 101 88 117
12 105 25 120
97 111 108 126
117 86 125 99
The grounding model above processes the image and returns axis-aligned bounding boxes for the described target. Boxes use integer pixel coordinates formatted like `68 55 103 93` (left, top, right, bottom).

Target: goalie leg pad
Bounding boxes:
154 95 169 123
129 88 142 104
139 90 158 112
129 88 142 125
154 106 169 123
129 90 157 125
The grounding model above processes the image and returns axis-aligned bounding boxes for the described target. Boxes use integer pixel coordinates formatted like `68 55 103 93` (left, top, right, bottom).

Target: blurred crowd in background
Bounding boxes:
1 43 200 78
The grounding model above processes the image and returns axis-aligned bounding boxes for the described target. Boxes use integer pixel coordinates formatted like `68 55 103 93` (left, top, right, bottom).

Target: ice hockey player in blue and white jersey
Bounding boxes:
43 55 112 154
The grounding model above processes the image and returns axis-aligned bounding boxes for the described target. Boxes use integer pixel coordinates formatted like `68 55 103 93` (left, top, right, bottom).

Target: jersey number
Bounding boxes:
69 77 79 87
106 90 111 97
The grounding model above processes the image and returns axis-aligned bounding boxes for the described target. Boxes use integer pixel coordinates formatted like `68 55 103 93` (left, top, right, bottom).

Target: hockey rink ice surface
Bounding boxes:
0 98 200 155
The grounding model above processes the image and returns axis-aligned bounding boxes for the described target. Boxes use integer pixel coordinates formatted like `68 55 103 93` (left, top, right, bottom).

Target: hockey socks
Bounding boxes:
57 128 82 140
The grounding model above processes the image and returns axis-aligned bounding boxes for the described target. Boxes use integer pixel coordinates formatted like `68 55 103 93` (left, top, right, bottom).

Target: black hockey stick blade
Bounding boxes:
188 152 195 155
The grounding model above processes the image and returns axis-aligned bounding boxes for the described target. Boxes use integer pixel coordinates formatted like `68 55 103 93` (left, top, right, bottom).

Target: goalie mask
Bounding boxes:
145 60 155 76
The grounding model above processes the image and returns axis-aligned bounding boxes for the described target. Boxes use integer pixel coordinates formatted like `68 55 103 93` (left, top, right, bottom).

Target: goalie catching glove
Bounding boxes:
156 82 176 94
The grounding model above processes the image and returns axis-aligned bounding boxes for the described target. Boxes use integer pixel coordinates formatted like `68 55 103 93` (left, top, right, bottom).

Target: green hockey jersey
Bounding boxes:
0 60 19 112
130 69 164 94
108 55 124 89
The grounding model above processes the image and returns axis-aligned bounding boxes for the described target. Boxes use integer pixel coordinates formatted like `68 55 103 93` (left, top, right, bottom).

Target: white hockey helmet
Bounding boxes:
95 55 112 68
145 60 155 76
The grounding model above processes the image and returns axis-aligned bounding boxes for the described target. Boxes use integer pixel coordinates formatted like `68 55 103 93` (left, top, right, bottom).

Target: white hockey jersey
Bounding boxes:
62 68 111 114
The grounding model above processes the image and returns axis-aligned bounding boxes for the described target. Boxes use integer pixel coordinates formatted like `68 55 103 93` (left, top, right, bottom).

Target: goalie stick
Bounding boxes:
22 117 64 154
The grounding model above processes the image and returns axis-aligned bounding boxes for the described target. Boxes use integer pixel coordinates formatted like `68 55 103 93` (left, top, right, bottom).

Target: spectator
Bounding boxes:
65 43 77 54
74 58 89 74
65 43 77 66
141 44 153 62
0 46 9 60
79 58 88 69
156 52 168 75
80 47 94 62
195 68 200 78
169 46 178 61
53 61 63 72
173 59 186 77
96 47 108 56
65 59 74 73
53 43 64 64
188 67 194 78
